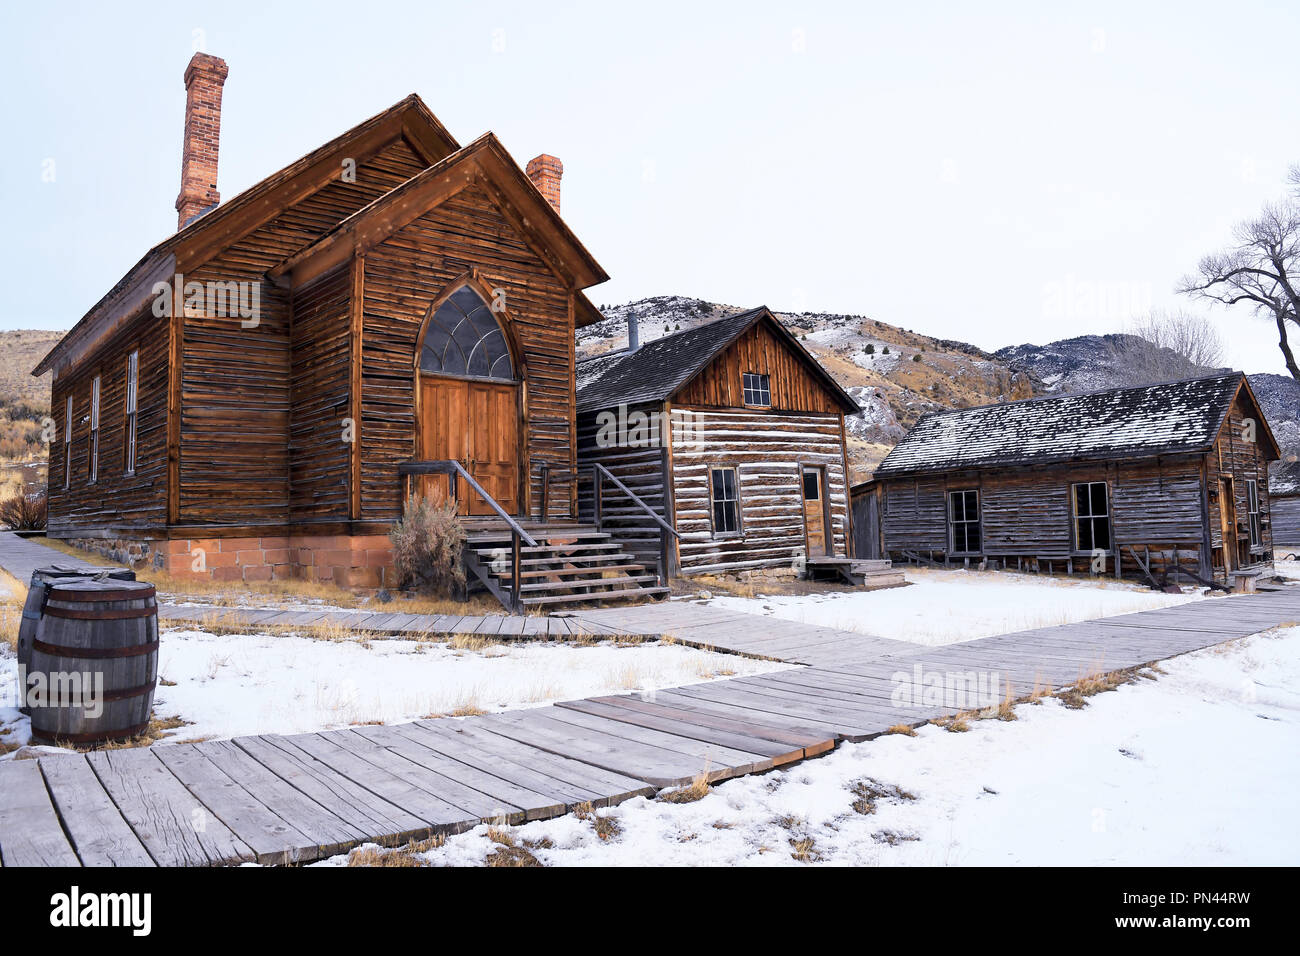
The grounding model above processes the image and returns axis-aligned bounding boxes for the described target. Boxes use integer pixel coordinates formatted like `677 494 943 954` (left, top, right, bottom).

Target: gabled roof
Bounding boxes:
874 372 1280 478
270 132 608 292
575 307 859 414
36 95 462 377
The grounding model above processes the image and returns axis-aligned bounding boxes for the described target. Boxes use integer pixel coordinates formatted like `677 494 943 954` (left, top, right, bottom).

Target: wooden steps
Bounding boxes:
803 556 907 589
463 524 669 610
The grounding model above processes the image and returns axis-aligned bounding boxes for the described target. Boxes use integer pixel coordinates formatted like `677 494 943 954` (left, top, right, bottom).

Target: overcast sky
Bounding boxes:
3 0 1298 374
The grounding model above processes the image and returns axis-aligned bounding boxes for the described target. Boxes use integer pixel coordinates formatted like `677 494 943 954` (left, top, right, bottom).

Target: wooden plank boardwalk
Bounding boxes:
3 530 1299 865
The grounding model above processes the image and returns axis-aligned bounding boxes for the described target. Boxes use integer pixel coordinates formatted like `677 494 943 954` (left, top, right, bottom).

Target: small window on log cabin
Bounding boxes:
419 286 514 380
710 466 741 535
948 489 980 554
1072 481 1111 552
63 397 71 488
1246 480 1261 548
124 350 138 475
89 375 100 484
742 372 771 407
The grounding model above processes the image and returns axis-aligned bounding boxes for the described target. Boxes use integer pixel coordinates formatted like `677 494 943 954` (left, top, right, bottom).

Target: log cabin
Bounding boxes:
1270 460 1300 548
33 53 675 608
575 307 866 579
866 372 1281 587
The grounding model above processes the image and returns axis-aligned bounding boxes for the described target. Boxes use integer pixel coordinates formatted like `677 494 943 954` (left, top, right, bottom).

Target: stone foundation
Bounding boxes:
66 533 399 589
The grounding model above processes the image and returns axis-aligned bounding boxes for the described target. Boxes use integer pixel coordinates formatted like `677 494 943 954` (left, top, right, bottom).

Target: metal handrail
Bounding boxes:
399 460 538 547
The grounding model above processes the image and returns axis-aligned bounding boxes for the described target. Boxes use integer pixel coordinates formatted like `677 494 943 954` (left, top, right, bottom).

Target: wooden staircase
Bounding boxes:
464 524 671 610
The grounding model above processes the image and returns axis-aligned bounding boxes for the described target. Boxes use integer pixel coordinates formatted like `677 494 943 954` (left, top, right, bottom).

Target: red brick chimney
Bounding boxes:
175 52 229 230
526 154 563 215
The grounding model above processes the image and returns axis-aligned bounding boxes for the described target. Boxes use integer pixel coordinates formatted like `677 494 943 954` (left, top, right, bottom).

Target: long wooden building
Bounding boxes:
34 53 638 601
866 372 1281 585
1270 460 1300 548
576 307 860 576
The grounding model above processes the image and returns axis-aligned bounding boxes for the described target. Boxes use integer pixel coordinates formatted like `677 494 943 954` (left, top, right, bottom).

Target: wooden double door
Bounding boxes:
419 377 520 516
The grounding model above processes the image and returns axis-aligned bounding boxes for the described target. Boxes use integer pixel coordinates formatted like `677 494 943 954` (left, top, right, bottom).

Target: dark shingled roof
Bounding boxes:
576 307 857 414
874 372 1272 478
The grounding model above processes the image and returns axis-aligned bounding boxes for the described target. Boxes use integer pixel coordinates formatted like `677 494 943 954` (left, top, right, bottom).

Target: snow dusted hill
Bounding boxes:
580 296 1300 475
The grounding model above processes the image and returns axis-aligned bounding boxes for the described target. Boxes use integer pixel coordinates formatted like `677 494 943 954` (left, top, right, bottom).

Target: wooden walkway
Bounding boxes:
3 530 1300 866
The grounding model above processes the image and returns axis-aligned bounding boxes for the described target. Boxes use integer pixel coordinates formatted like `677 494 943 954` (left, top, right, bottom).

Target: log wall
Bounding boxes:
669 406 849 574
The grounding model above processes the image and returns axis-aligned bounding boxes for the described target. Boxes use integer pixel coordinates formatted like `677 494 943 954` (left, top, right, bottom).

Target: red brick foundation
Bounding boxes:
69 533 399 589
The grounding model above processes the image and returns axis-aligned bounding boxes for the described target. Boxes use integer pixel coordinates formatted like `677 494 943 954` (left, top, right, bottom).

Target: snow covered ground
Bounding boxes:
705 568 1210 645
332 625 1300 867
0 628 789 751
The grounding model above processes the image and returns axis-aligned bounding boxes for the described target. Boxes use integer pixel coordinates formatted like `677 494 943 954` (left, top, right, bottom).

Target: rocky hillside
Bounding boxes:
580 296 1038 477
0 330 62 410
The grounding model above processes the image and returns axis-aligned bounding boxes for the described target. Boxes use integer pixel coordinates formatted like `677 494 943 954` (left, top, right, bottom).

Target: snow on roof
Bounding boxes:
875 372 1249 478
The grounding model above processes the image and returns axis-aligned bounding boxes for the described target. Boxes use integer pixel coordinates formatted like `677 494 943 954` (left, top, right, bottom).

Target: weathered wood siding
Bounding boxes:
882 457 1209 576
1273 497 1300 546
176 140 427 527
673 320 843 414
576 402 669 569
48 319 169 534
1208 391 1274 567
358 183 576 521
669 407 849 574
289 265 352 522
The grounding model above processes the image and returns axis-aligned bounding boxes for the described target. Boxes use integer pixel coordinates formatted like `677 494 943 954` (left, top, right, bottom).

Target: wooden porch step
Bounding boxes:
515 574 660 594
511 563 647 581
474 542 624 557
511 552 637 568
520 585 671 607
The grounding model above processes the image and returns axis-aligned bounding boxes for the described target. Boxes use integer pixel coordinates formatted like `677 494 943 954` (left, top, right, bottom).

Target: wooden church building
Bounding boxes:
868 372 1281 586
576 307 861 577
35 53 620 595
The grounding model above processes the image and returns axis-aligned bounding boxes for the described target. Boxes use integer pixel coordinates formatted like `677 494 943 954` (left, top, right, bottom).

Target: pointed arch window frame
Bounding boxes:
414 275 523 384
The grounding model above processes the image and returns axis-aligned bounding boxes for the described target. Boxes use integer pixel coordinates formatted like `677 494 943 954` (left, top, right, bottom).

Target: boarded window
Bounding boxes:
1073 481 1111 552
742 372 771 407
124 350 138 475
89 375 101 484
948 489 980 553
1246 479 1262 548
419 286 514 380
710 466 740 535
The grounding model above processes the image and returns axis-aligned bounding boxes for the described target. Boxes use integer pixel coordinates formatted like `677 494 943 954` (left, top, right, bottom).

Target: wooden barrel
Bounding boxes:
26 578 158 746
16 565 134 715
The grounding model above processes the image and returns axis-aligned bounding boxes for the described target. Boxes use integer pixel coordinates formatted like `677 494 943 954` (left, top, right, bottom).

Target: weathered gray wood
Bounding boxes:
86 748 253 866
0 760 82 867
39 755 155 866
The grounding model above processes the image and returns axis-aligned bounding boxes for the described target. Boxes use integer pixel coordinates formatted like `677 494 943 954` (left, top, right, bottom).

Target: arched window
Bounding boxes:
419 286 514 380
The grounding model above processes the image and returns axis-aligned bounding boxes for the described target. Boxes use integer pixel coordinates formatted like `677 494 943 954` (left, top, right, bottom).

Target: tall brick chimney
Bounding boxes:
526 154 563 215
175 52 229 230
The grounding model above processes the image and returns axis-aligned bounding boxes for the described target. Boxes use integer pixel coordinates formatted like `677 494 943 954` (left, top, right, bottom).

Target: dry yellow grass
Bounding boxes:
346 833 447 867
884 723 917 737
658 772 712 804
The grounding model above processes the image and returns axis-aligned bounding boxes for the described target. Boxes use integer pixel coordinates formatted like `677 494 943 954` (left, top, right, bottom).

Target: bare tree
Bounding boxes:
1180 193 1300 382
1103 310 1225 386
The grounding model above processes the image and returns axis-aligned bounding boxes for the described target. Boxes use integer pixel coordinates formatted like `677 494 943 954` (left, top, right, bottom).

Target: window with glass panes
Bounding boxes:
710 466 740 535
1246 480 1262 548
124 350 138 474
948 489 981 553
89 376 100 484
741 372 771 407
1073 481 1111 551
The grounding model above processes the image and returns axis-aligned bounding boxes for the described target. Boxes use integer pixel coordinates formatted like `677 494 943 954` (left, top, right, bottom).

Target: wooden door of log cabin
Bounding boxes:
418 378 519 516
801 466 831 558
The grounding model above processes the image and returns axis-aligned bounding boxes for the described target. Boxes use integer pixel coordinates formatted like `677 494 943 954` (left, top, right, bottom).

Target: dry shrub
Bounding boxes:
390 495 465 597
884 723 917 737
0 490 46 531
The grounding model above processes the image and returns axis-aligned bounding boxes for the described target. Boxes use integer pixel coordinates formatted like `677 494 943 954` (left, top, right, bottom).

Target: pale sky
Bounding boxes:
3 0 1298 374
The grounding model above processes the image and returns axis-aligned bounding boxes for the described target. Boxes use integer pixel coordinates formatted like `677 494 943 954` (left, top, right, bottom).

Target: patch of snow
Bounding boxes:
336 625 1300 866
703 568 1208 645
0 628 789 751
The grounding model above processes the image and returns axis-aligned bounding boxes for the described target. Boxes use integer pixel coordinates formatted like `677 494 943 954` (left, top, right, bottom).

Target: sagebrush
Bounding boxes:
0 490 47 530
390 495 466 596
